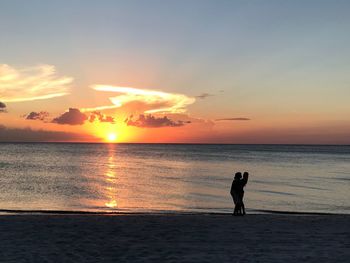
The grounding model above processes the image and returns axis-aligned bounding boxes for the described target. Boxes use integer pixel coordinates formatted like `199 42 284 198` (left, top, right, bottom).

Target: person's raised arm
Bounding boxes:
242 172 249 186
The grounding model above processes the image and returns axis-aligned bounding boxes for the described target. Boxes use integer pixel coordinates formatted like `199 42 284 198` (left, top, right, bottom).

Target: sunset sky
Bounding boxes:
1 0 350 143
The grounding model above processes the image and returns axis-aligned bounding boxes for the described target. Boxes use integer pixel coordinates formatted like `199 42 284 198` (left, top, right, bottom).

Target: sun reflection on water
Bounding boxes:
104 146 118 209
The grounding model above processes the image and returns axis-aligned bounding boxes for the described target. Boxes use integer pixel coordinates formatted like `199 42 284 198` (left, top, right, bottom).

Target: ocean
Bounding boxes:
0 143 349 214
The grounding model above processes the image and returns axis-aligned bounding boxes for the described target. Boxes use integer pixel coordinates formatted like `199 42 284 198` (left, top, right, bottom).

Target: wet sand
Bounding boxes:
0 213 349 262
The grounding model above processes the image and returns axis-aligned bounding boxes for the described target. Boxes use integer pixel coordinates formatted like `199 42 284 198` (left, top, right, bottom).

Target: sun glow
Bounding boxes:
105 200 117 208
87 120 134 143
107 133 117 142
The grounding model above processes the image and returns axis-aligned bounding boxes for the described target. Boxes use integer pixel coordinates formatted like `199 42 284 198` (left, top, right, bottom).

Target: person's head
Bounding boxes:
243 172 249 177
234 172 242 180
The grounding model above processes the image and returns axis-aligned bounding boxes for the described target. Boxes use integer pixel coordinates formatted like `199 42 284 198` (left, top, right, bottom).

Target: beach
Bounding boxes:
1 213 349 262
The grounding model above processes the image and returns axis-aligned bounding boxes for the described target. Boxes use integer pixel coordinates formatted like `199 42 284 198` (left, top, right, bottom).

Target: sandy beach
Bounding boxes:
0 213 349 262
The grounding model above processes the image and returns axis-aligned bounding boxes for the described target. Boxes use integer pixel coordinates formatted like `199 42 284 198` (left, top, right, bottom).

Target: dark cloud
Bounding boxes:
195 93 214 99
25 111 49 121
215 118 251 121
52 108 87 125
0 125 97 142
23 108 115 125
0 101 6 112
125 114 190 128
89 111 115 124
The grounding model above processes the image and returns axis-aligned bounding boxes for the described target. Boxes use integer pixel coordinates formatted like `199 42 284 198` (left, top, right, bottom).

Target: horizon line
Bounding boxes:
0 141 349 146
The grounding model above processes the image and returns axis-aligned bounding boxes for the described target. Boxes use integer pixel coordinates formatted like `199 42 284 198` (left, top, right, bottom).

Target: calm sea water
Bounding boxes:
0 143 349 214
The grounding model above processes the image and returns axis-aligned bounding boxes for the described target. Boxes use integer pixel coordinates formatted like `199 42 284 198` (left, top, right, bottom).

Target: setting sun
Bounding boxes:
107 133 117 142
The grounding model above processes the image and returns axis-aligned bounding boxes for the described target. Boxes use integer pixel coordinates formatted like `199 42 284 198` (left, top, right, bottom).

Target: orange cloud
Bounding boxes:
82 85 195 114
0 64 72 102
125 114 190 128
88 111 116 124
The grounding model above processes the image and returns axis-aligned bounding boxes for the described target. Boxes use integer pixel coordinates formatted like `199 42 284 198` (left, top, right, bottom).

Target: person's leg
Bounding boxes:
237 203 241 215
231 196 235 215
240 193 245 215
232 195 238 215
234 204 239 215
236 195 243 215
238 193 245 215
232 193 239 215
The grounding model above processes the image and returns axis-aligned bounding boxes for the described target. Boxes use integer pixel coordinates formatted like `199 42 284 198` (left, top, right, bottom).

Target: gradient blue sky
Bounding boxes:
1 0 350 143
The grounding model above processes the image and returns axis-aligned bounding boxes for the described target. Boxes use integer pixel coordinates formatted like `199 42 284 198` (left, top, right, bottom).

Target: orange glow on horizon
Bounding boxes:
84 120 133 143
105 199 117 208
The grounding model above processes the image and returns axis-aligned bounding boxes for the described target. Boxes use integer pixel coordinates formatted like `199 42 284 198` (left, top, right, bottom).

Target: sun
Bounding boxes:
106 133 117 142
91 122 131 143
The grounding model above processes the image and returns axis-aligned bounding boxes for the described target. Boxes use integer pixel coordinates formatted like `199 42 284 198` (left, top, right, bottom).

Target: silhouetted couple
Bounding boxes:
230 172 249 216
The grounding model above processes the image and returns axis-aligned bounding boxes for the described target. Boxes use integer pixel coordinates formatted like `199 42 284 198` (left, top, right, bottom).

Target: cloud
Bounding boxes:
0 125 96 142
0 101 6 112
52 108 87 125
88 111 115 124
23 108 115 125
82 85 195 114
195 93 214 99
0 64 72 102
25 111 49 121
125 114 190 128
215 118 251 121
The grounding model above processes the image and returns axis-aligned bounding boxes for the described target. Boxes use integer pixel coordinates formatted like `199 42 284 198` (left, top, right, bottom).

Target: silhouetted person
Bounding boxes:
230 172 242 215
240 172 249 215
230 171 249 216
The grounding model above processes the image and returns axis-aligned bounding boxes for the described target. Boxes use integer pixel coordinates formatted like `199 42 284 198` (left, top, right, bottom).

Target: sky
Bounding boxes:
1 0 350 143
